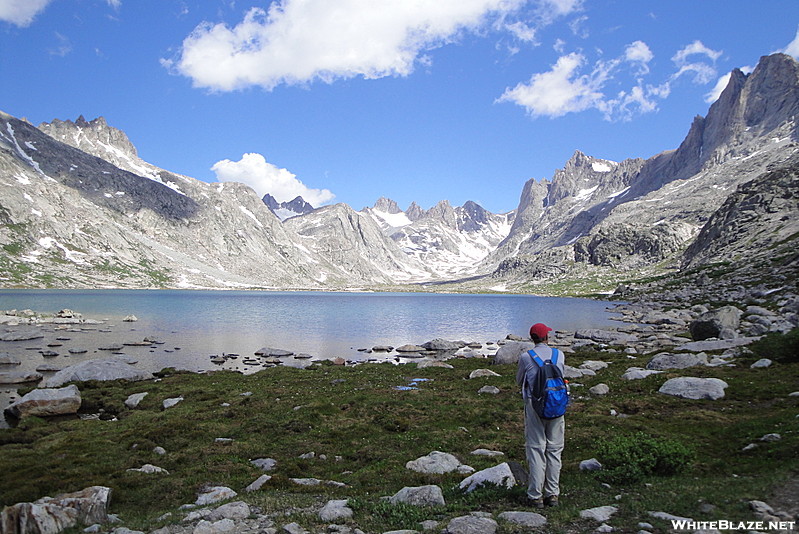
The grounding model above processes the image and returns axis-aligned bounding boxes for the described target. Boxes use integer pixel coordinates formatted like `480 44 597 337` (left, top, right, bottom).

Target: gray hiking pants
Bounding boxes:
523 399 565 500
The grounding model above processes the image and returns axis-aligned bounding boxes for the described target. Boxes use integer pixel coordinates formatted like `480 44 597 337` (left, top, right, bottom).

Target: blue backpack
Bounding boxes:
527 348 569 419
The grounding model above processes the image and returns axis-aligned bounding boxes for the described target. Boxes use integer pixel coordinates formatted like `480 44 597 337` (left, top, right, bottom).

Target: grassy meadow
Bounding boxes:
1 335 797 533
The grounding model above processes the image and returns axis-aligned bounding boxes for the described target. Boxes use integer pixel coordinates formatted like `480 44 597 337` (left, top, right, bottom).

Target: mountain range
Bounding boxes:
1 53 797 296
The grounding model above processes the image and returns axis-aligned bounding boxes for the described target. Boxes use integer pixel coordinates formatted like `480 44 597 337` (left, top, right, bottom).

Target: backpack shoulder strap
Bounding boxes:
551 348 559 365
527 349 545 368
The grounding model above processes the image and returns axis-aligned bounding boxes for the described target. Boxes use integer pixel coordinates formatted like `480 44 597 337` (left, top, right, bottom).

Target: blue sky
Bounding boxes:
1 1 798 214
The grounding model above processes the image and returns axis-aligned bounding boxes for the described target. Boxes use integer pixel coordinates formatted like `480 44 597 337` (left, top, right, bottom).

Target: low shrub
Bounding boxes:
749 327 799 363
593 432 694 485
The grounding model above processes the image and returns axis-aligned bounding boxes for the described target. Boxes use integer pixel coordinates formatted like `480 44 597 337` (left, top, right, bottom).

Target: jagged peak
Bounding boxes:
372 197 401 214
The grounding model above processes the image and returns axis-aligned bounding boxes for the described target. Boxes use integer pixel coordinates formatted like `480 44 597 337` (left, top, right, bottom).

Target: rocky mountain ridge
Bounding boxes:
0 53 797 296
483 53 799 296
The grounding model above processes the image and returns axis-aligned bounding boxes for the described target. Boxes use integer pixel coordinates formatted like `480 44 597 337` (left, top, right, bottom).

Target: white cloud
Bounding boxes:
497 52 606 117
704 64 754 103
780 26 799 59
498 43 666 121
625 40 653 73
163 0 553 91
0 0 53 27
671 40 722 84
211 153 334 207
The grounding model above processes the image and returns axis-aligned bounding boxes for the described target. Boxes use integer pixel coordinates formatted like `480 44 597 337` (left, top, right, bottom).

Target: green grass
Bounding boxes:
1 352 797 533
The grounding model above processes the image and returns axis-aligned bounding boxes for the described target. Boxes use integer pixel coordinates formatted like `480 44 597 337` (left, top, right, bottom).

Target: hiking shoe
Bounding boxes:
529 498 544 509
544 495 559 507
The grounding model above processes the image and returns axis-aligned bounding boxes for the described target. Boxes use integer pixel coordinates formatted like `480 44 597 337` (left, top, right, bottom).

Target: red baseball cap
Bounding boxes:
529 323 552 340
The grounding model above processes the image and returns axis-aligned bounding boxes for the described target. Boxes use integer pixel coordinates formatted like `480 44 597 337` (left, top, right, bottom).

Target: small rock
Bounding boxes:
497 511 547 528
580 506 618 522
589 384 610 395
469 369 501 379
245 475 272 492
750 358 773 369
580 458 603 471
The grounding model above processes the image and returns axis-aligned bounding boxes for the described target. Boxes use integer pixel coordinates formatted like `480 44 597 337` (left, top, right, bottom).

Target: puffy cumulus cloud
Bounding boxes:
211 153 334 207
500 38 731 121
671 40 722 84
497 53 606 117
162 0 556 91
497 42 666 121
0 0 53 27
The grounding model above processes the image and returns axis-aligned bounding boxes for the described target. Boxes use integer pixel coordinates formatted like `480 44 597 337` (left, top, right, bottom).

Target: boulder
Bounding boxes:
676 337 760 352
689 306 742 340
406 451 464 474
621 367 662 380
658 377 728 400
244 475 271 493
469 369 501 379
444 515 497 534
41 358 151 387
497 511 547 528
574 329 637 344
250 458 277 471
492 342 536 365
195 487 237 506
124 392 148 409
458 463 516 493
388 485 445 507
396 344 426 353
422 339 462 351
589 384 609 395
0 331 44 342
0 371 42 384
254 347 294 357
0 352 21 365
0 486 111 534
4 384 81 419
645 352 707 370
318 500 353 522
580 505 618 522
579 458 603 471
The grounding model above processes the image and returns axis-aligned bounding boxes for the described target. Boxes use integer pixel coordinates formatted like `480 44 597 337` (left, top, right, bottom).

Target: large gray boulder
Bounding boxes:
458 463 517 493
4 384 81 419
444 515 498 534
388 485 445 507
658 377 729 400
406 451 466 474
41 357 152 387
689 306 742 340
645 352 708 370
0 486 111 534
491 342 536 365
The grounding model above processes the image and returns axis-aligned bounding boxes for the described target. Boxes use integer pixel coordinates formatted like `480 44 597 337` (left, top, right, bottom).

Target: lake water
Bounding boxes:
0 289 620 424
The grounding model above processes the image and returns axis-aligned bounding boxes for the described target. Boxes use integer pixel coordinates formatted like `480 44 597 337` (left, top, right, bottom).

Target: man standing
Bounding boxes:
515 322 566 508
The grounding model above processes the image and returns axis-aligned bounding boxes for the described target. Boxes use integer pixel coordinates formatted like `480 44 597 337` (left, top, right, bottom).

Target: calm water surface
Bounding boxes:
1 289 619 358
0 289 620 423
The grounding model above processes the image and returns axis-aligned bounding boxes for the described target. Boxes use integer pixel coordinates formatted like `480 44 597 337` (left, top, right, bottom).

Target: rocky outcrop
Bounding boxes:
486 53 799 291
0 486 111 534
